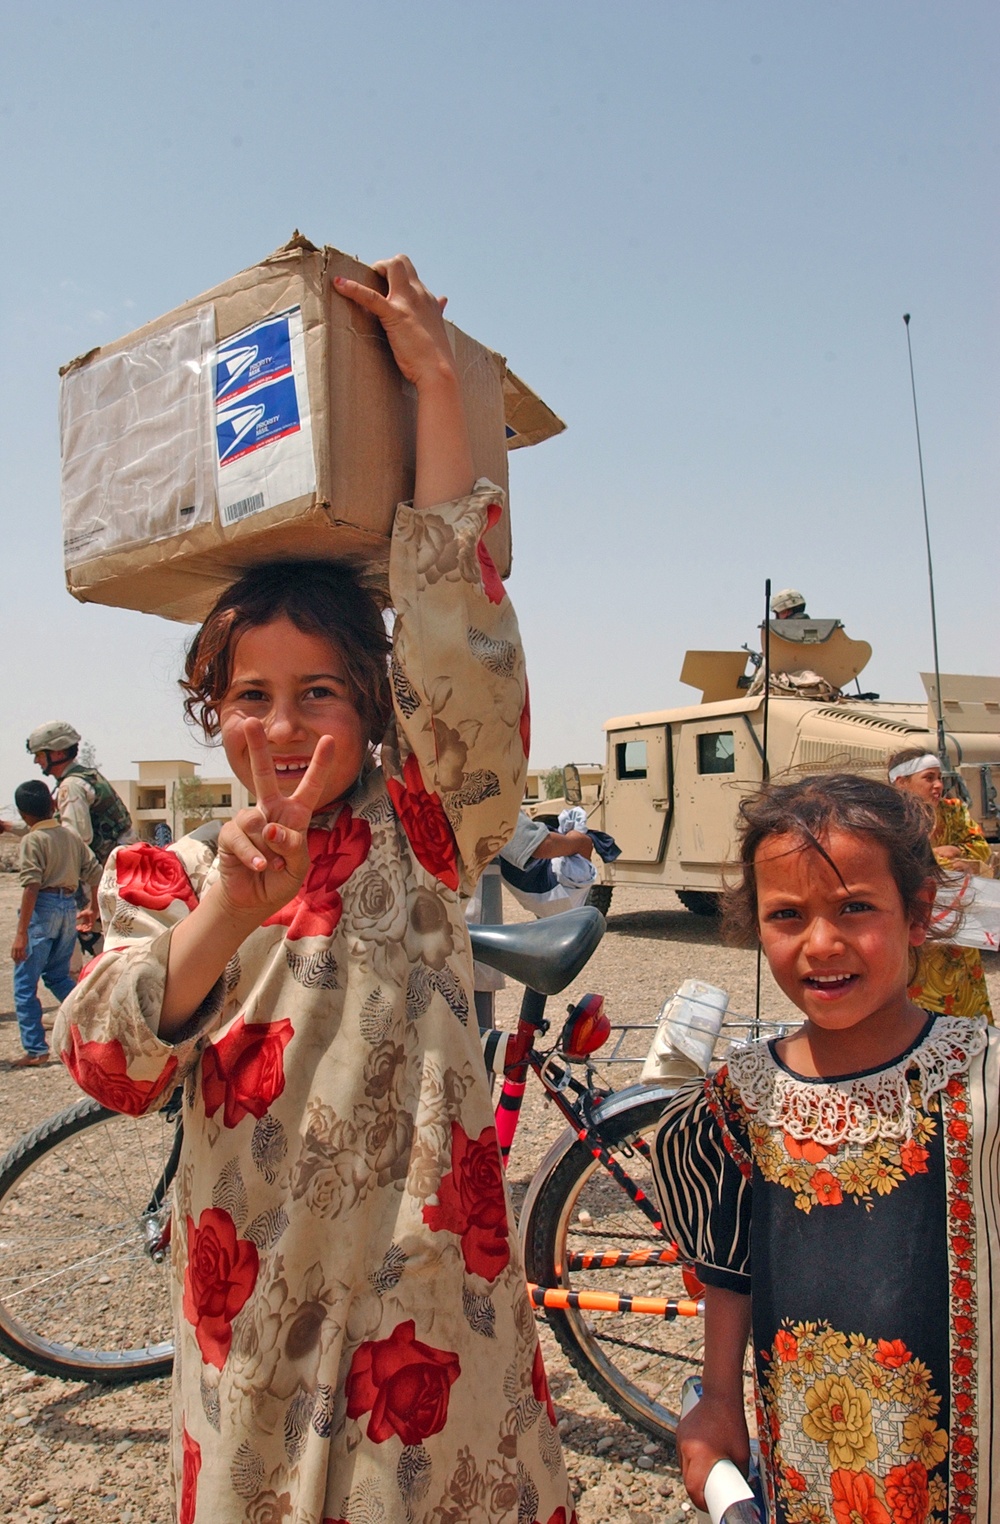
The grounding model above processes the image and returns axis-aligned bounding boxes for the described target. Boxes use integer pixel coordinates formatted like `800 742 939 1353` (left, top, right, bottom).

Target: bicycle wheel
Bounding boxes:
522 1087 752 1443
0 1097 180 1382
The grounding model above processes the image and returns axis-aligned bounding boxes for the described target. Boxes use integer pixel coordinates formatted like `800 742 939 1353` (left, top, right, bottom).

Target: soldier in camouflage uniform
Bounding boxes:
23 721 134 867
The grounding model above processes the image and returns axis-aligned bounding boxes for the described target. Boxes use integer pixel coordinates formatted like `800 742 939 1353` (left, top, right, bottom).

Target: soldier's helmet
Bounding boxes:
770 588 807 616
26 722 81 754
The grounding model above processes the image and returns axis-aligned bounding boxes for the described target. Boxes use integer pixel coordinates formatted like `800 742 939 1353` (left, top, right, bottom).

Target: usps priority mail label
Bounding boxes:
212 306 316 527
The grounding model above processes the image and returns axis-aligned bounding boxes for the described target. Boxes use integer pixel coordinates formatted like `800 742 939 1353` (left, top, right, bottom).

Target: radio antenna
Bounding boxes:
753 578 772 1040
902 314 948 767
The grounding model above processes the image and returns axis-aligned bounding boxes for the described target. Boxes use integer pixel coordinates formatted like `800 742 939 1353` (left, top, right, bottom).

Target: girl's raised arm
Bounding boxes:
333 256 474 510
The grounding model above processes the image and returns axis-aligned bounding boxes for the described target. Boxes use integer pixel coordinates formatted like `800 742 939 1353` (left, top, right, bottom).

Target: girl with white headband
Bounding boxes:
887 746 993 1022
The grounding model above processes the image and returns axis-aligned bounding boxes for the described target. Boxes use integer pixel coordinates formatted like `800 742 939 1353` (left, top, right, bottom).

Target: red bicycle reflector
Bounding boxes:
559 993 610 1058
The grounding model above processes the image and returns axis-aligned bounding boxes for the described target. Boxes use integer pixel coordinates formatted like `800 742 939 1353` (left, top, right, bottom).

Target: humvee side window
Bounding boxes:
616 740 647 779
697 731 735 774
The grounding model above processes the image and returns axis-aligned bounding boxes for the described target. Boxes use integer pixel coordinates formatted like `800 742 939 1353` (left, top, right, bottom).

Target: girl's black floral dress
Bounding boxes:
652 1015 1000 1524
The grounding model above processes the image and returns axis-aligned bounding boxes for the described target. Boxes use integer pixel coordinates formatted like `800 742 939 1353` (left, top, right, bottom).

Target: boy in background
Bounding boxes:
10 780 101 1068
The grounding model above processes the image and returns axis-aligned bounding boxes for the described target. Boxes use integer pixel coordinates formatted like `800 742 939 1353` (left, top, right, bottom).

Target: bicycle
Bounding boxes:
0 908 770 1443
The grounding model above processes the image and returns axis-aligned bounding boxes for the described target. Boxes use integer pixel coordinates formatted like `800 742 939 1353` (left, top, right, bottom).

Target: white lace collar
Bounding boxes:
725 1016 988 1145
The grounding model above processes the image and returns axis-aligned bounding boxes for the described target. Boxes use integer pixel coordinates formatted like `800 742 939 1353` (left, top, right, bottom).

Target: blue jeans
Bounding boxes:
12 892 78 1056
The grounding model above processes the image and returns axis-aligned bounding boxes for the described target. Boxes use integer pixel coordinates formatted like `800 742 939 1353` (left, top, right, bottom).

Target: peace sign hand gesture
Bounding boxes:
215 720 338 923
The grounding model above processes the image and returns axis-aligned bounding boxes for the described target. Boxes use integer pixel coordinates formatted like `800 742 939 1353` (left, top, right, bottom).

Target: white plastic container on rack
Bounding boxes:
640 980 729 1084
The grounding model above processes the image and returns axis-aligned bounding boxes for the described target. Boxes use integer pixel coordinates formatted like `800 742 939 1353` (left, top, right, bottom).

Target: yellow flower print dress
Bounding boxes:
909 797 993 1023
652 1017 1000 1524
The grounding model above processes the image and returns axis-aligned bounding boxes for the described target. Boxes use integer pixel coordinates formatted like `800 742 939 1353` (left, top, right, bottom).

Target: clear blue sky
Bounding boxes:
1 1 996 809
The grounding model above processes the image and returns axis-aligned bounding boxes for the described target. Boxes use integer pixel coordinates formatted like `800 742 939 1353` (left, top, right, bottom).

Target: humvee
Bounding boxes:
527 616 1000 917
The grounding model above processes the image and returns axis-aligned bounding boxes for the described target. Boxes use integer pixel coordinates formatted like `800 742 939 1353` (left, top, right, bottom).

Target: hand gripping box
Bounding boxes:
60 234 564 622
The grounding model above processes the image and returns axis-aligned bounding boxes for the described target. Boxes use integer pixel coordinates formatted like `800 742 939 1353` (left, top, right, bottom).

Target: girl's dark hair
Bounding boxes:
723 772 946 948
181 560 392 745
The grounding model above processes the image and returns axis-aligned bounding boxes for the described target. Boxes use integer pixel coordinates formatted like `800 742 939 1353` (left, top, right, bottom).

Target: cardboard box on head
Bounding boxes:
60 234 564 623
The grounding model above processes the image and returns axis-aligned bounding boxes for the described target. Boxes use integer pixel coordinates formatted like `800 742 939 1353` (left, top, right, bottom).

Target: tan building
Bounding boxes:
111 760 252 844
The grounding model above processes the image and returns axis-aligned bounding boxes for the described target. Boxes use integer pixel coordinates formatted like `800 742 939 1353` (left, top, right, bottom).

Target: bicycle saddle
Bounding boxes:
468 907 604 995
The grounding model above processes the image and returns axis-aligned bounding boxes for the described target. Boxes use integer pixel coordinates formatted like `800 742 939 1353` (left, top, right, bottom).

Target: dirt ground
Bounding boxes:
0 870 996 1524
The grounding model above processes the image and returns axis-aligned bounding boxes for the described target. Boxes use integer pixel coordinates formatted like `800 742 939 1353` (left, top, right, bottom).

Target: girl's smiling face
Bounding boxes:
755 828 929 1035
219 617 367 808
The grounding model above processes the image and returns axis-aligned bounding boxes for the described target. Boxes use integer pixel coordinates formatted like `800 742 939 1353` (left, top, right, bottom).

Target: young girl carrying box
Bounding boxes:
653 773 998 1524
56 258 574 1524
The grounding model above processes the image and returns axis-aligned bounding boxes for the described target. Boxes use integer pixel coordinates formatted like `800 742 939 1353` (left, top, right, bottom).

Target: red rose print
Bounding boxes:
519 682 531 759
900 1139 929 1175
774 1330 798 1363
476 501 506 605
811 1169 843 1207
180 1426 201 1524
202 1015 294 1129
874 1338 912 1369
345 1319 461 1445
951 1199 972 1221
183 1207 259 1369
948 1117 970 1142
954 1354 974 1376
953 1275 972 1300
784 1467 807 1493
946 1075 964 1098
953 1432 975 1456
883 1461 929 1524
386 753 459 891
62 1027 178 1118
532 1344 557 1427
422 1121 510 1281
830 1469 890 1524
116 844 198 912
264 811 372 941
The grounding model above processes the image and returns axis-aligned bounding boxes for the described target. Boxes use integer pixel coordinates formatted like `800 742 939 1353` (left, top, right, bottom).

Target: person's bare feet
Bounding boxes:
9 1052 49 1069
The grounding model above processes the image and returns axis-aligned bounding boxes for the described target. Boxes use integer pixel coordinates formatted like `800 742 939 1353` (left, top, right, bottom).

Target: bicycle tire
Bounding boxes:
522 1088 751 1443
0 1097 179 1383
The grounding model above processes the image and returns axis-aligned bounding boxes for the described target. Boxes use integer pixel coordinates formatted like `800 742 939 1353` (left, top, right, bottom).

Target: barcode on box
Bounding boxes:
222 492 266 526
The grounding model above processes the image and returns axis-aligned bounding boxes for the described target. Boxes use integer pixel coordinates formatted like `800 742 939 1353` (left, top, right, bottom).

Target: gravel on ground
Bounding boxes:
0 871 996 1524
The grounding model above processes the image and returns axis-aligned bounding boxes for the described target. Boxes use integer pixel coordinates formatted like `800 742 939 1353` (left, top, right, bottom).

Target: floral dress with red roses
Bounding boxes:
54 483 576 1524
651 1016 1000 1524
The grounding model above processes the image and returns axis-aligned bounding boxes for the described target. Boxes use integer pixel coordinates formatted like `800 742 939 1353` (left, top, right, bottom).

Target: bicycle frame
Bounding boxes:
492 982 704 1317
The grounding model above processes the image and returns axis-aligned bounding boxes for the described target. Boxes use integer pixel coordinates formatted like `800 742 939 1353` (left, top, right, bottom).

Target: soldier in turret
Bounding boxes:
770 586 808 620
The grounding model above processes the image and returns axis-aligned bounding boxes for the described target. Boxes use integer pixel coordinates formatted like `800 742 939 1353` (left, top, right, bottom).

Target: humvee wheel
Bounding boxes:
586 884 614 916
677 890 720 918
